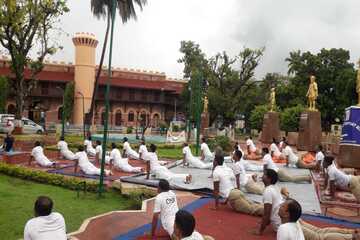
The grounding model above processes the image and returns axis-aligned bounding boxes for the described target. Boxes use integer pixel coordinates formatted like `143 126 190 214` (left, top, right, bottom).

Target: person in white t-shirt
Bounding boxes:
146 144 191 183
24 196 66 240
95 140 111 164
151 179 179 238
230 145 262 171
254 168 283 235
233 150 264 195
84 136 96 157
138 139 148 161
277 198 305 240
174 210 211 240
246 136 258 154
270 138 284 159
182 143 213 169
282 141 299 168
29 141 56 167
109 143 142 173
315 145 325 172
323 156 360 203
279 137 286 152
200 137 214 162
57 136 76 160
74 145 111 176
122 137 140 160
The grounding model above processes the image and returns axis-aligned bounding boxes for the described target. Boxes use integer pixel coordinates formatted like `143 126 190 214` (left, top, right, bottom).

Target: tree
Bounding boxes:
88 0 147 126
280 105 306 133
0 76 9 113
0 0 68 130
63 82 74 121
249 105 269 130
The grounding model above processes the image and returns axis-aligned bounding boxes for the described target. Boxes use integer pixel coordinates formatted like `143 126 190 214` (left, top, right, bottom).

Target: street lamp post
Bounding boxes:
56 86 65 138
77 91 86 139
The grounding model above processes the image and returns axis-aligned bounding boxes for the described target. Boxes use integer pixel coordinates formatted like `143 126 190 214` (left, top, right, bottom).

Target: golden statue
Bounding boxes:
306 75 318 111
203 96 208 113
357 59 360 106
269 87 276 112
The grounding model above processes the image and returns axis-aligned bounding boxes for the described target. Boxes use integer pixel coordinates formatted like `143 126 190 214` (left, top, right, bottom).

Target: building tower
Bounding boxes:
72 32 98 125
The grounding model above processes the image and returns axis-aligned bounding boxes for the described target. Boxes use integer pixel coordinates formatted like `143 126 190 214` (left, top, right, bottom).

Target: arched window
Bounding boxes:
58 107 63 121
153 114 160 127
140 111 146 126
115 111 122 126
128 111 134 122
7 104 16 114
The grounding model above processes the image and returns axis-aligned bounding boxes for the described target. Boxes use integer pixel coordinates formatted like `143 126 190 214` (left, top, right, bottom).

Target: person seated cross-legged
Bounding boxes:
109 143 142 173
245 136 262 160
74 145 111 176
29 141 56 168
270 138 285 161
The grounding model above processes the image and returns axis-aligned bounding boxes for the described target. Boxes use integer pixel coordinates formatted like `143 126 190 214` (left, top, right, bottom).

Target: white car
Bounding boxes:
0 114 45 134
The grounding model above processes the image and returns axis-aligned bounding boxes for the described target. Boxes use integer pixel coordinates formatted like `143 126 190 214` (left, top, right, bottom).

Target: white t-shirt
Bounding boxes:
95 145 103 157
31 146 46 160
270 143 281 157
182 231 204 240
263 184 283 230
315 151 324 163
182 146 193 160
233 160 249 186
145 152 162 171
277 222 305 240
328 163 351 189
139 144 148 156
263 153 279 172
84 139 92 149
246 139 256 152
200 143 212 157
57 141 69 152
123 141 131 152
24 212 66 240
74 151 92 169
283 146 298 166
213 165 236 198
154 191 179 236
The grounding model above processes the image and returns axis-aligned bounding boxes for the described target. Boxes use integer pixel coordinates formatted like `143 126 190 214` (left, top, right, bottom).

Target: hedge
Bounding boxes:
0 162 99 192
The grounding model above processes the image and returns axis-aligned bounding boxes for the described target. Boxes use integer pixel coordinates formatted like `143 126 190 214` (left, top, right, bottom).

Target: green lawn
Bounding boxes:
0 174 135 240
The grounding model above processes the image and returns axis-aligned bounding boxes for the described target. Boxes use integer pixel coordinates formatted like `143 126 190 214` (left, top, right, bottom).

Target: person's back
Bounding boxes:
213 164 235 198
155 190 179 232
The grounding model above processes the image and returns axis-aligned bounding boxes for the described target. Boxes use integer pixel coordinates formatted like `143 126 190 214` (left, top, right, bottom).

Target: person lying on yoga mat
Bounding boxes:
95 140 110 164
57 136 76 160
233 149 264 195
263 147 311 183
323 155 360 203
231 144 263 171
151 179 179 239
200 137 214 162
182 143 213 169
145 144 191 183
109 143 142 173
74 145 111 176
138 138 148 161
29 141 57 168
84 135 96 157
173 210 214 240
270 138 285 160
122 137 140 160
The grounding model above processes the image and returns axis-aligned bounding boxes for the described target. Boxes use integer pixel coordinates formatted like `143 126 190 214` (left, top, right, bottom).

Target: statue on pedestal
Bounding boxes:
306 75 318 111
357 60 360 106
269 88 276 112
203 96 208 113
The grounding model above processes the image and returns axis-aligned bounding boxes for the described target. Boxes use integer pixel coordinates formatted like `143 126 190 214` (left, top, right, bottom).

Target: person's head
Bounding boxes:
140 139 145 145
78 145 84 152
150 144 157 153
316 145 323 152
111 142 117 149
262 168 278 186
201 137 206 143
262 147 269 156
246 136 252 140
214 146 223 157
323 155 334 169
34 196 53 217
183 142 188 147
272 138 277 144
60 136 65 141
283 141 289 147
158 179 170 193
174 210 196 238
35 141 41 147
87 135 92 141
233 149 242 161
214 154 224 166
123 137 128 143
96 140 101 146
282 137 286 142
278 198 302 223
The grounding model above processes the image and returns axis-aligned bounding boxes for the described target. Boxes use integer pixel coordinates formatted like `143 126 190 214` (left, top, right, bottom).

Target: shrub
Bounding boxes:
172 125 180 132
126 126 133 134
0 162 99 192
208 135 231 152
249 105 269 130
280 105 306 132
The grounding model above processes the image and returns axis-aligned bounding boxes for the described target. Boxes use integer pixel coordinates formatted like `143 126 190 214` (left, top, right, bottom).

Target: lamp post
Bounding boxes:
56 86 65 139
77 91 86 139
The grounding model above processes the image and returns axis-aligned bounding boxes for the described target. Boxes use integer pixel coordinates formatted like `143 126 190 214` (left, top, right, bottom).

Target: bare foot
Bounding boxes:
281 187 290 199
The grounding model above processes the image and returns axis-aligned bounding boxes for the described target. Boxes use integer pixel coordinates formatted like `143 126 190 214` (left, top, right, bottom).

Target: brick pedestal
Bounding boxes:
297 111 322 151
201 112 209 135
260 112 280 144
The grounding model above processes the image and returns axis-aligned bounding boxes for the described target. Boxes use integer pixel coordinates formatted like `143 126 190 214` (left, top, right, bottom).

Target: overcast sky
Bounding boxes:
51 0 360 79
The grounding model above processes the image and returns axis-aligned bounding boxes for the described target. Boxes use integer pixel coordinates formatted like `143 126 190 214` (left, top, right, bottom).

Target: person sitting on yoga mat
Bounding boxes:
57 136 75 160
323 155 360 203
263 147 311 183
151 179 179 239
122 137 140 160
283 141 315 170
315 145 325 172
146 144 191 183
246 136 261 155
84 136 96 157
200 137 214 162
109 143 142 173
173 210 214 240
233 149 264 195
29 141 56 167
138 138 148 161
74 145 111 176
95 140 110 164
3 132 14 152
270 138 284 160
277 198 305 240
231 144 263 172
182 143 213 169
24 196 66 240
279 137 286 152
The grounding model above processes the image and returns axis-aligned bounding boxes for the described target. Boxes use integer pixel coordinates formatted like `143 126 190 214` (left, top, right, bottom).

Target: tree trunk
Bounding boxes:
87 12 111 128
13 76 25 134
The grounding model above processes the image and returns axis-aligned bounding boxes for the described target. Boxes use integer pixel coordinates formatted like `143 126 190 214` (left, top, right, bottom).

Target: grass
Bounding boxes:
0 174 136 240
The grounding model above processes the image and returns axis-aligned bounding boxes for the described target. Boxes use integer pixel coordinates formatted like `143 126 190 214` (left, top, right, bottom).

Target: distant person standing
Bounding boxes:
3 132 14 152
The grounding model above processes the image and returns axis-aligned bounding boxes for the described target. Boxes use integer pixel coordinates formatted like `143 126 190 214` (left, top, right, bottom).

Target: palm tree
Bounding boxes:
88 0 147 128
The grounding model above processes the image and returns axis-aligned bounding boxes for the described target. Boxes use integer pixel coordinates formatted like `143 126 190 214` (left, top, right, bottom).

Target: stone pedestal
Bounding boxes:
200 112 209 135
297 111 322 151
338 106 360 168
260 112 280 144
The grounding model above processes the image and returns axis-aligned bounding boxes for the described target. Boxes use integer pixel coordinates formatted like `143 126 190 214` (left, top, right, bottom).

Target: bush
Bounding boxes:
208 135 231 152
249 105 269 130
280 105 306 132
126 126 133 134
0 162 99 192
172 125 180 132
